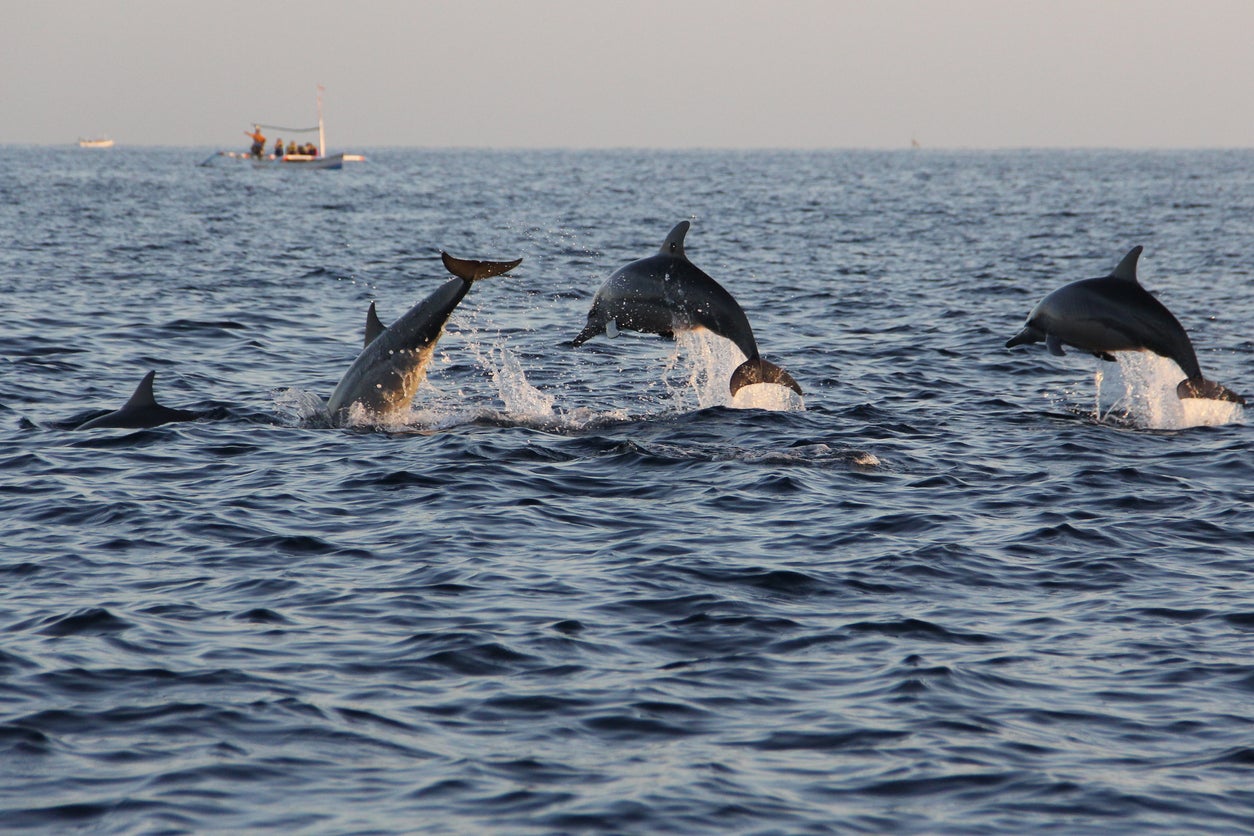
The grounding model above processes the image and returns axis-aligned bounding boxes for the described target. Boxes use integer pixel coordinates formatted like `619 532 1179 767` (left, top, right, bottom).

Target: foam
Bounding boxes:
1092 353 1244 430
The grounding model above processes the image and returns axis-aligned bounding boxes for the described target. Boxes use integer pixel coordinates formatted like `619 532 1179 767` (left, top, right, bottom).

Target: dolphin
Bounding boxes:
74 370 200 430
570 221 801 396
1006 246 1244 405
326 251 521 424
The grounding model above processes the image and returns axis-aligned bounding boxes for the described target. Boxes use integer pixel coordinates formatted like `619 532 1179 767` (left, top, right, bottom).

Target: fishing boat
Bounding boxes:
78 137 114 148
214 149 363 170
203 86 363 169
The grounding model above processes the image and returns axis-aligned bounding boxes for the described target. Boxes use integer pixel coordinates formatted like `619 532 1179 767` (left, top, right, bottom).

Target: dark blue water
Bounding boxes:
1 146 1251 834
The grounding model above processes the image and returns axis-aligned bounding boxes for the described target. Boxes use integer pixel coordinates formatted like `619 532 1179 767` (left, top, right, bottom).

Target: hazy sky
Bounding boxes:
4 0 1252 149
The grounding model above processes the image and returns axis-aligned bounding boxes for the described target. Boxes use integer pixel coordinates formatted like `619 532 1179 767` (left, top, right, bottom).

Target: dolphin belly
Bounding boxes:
607 297 684 337
327 338 439 421
1043 316 1145 356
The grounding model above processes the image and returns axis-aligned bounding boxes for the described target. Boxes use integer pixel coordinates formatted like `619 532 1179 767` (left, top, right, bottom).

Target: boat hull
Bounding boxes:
209 151 362 170
252 153 347 170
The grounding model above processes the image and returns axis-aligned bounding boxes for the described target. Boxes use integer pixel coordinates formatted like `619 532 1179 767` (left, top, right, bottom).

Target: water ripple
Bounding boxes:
0 147 1250 834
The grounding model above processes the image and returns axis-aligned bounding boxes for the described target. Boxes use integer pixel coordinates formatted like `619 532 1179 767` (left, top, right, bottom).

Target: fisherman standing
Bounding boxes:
245 125 266 158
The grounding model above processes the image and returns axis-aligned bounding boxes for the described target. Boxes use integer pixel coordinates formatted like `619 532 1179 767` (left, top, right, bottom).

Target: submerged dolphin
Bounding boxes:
1006 246 1244 404
570 221 801 396
326 251 521 424
74 370 200 430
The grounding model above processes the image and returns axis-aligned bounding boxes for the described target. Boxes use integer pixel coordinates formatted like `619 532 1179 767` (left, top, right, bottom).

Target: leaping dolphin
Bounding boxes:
74 370 200 430
570 221 801 396
326 251 522 424
1006 246 1244 405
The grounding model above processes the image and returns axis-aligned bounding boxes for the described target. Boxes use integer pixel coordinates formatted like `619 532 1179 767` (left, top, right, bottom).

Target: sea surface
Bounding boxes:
1 145 1251 834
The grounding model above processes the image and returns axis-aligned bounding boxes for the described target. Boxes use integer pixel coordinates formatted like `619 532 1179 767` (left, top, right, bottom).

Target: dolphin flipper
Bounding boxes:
730 358 803 396
1045 334 1066 356
441 252 522 282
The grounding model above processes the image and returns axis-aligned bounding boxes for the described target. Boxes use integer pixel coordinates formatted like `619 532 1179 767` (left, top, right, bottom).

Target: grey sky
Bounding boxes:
4 0 1252 149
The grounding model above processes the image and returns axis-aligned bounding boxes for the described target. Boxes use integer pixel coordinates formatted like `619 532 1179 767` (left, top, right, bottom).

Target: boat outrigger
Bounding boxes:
203 86 363 169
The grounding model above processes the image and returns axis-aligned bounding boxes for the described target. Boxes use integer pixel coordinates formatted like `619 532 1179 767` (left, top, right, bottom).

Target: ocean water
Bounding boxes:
0 145 1251 834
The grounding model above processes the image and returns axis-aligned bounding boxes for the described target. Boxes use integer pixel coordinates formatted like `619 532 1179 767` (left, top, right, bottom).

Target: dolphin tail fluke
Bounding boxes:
1177 377 1246 406
730 358 803 397
441 252 522 282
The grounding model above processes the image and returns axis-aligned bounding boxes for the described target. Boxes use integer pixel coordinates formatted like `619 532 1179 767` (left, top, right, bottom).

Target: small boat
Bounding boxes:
204 86 363 170
214 150 364 170
78 137 114 149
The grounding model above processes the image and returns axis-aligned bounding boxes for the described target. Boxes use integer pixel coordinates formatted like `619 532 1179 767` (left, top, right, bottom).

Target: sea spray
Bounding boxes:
484 343 556 419
1094 353 1244 429
275 387 331 426
665 331 805 412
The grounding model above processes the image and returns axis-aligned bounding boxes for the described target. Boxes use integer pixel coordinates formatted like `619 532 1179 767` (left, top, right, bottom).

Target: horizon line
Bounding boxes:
8 141 1254 153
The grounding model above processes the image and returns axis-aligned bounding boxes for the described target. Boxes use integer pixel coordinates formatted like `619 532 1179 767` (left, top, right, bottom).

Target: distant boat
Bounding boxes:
78 137 114 149
213 150 364 170
203 86 363 170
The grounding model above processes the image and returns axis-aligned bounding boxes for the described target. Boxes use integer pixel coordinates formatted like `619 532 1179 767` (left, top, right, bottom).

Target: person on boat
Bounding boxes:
245 125 265 158
273 138 284 158
304 143 318 157
286 140 297 155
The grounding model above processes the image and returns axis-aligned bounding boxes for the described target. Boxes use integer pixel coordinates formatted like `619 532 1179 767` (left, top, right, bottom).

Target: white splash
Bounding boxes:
483 342 556 419
424 335 628 431
732 383 807 412
1091 353 1244 430
274 387 329 425
663 330 805 413
289 323 805 432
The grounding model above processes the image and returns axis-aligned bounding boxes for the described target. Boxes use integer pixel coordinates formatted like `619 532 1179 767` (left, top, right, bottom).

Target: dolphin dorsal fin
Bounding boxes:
659 221 690 259
364 301 386 346
123 370 160 410
1112 246 1143 283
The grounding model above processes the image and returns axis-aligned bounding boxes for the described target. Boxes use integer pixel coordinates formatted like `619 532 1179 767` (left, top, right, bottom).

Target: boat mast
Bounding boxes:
317 85 327 158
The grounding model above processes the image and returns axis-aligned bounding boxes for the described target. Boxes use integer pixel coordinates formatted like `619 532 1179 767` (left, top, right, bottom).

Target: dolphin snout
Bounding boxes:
1006 326 1043 349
